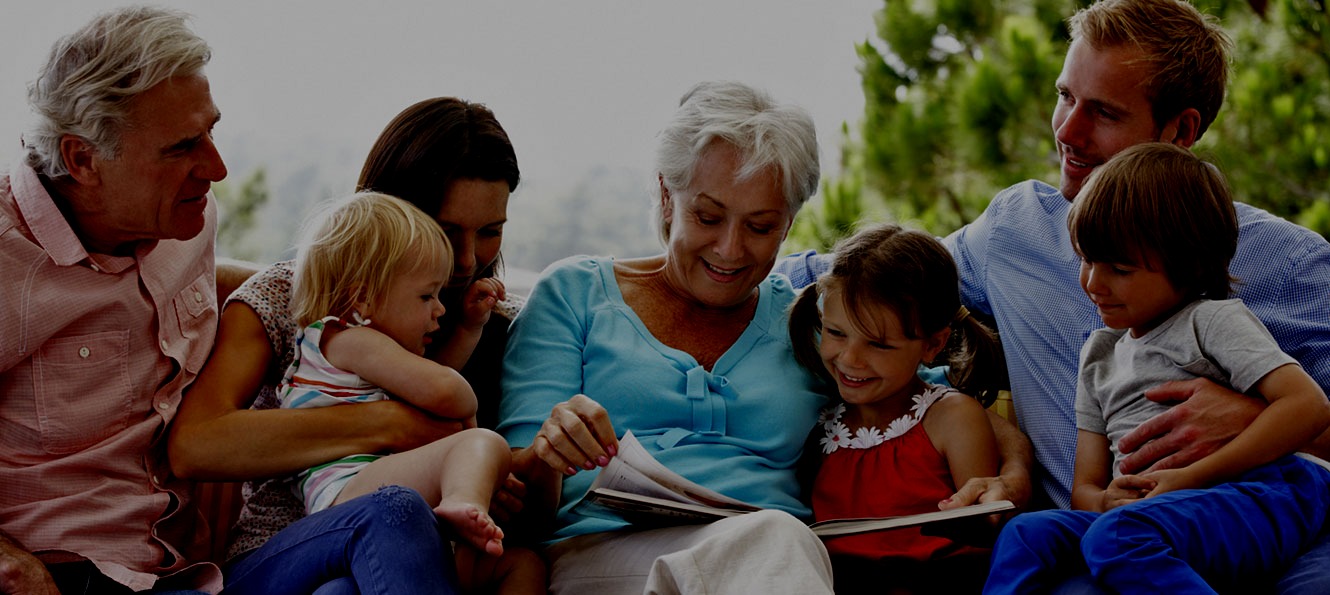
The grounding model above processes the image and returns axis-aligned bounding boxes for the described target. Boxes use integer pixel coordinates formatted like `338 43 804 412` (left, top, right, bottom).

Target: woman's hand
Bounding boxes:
530 394 619 476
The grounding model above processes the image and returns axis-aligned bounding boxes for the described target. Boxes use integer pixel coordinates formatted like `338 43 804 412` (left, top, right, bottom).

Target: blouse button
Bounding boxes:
78 346 90 358
193 291 204 303
160 339 169 351
158 402 170 411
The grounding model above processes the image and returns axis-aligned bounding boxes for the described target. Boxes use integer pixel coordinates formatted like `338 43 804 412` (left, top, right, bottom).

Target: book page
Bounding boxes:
584 488 746 524
588 431 758 511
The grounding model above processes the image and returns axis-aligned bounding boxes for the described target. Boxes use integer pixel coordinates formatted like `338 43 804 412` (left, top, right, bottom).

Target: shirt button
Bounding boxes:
90 264 100 272
78 346 90 358
193 291 204 303
158 402 170 411
160 339 169 351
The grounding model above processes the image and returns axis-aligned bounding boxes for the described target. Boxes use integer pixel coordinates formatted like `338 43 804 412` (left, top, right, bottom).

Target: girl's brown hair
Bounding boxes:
789 223 1003 406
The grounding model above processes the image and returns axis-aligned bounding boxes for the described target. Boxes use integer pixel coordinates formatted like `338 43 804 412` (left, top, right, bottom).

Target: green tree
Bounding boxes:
214 167 271 262
789 0 1330 252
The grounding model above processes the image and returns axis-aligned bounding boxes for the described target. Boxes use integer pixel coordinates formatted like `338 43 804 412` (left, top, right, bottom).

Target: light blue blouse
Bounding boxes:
498 256 830 541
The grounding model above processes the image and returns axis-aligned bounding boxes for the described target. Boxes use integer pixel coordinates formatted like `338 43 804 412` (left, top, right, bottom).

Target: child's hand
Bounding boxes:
1141 467 1202 499
1102 474 1155 511
460 278 506 331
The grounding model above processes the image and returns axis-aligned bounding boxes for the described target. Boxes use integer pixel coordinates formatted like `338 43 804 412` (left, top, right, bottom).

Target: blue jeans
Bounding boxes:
223 485 459 594
1039 533 1330 595
986 456 1330 594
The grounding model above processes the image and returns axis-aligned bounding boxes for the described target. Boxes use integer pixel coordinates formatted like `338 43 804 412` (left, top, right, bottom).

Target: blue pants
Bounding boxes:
984 456 1330 594
223 485 459 595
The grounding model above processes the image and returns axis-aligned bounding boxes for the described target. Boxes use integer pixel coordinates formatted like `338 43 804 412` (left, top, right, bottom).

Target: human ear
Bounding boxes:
1158 108 1201 148
351 288 375 324
59 134 100 186
923 326 952 363
659 174 673 219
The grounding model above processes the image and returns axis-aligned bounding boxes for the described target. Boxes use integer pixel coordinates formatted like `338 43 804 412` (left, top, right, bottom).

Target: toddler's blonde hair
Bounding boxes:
292 191 452 327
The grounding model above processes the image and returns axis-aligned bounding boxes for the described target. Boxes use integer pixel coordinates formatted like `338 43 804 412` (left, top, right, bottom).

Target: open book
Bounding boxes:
581 431 1015 537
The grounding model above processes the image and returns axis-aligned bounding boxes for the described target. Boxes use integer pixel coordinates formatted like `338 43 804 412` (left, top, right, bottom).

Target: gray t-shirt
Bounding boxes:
1075 299 1298 475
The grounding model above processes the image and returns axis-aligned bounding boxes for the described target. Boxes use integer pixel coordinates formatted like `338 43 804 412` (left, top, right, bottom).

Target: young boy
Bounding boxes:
984 143 1330 593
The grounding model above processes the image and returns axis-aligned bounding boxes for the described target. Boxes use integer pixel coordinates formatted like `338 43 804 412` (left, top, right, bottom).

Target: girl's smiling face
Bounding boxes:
818 288 948 414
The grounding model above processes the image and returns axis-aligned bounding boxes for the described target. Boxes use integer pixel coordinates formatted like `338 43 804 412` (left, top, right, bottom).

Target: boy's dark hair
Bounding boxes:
1069 142 1238 300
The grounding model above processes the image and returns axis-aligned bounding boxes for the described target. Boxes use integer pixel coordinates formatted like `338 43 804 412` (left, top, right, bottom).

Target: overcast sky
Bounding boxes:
2 1 883 195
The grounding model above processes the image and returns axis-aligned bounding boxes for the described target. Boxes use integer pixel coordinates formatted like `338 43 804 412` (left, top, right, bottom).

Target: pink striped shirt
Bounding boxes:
0 160 222 593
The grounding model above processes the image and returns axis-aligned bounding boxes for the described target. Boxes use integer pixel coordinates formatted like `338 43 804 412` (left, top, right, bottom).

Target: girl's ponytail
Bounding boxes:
943 307 1005 408
788 280 832 385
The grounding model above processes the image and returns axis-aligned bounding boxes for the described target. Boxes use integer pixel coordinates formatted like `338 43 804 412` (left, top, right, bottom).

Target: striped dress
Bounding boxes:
278 316 387 514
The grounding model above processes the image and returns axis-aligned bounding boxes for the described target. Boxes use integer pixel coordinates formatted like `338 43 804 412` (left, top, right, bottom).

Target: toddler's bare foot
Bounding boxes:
436 500 504 556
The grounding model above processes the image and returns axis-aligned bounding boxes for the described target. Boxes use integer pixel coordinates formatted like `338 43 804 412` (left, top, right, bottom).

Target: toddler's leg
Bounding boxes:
983 509 1097 594
336 428 512 556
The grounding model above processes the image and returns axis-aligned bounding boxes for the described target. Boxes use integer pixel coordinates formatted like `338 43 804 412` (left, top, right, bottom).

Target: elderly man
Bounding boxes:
0 7 226 594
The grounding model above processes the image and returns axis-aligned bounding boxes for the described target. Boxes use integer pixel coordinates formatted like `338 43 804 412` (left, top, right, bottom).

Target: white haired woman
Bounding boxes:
497 81 834 594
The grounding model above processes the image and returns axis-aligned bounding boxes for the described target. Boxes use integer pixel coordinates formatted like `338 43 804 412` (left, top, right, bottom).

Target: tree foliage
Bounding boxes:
789 0 1330 251
214 167 271 262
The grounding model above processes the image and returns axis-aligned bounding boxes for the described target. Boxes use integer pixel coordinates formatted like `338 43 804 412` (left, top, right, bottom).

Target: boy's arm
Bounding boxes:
1071 430 1111 511
325 326 478 420
1147 364 1330 495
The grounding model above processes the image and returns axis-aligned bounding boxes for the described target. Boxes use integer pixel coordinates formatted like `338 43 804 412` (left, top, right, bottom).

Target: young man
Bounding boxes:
777 0 1330 590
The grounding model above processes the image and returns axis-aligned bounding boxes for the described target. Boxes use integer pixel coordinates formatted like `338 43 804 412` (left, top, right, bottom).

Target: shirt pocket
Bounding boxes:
172 270 217 373
33 330 134 454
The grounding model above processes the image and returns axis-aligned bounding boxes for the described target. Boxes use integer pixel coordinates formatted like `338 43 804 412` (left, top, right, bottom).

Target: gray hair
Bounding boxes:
24 6 211 177
655 81 820 243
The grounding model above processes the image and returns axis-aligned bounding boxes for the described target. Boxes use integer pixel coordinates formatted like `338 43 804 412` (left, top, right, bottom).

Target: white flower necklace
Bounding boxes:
818 384 951 454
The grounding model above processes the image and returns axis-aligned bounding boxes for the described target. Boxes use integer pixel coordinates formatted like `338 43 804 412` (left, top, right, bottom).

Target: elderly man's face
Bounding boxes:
89 74 226 251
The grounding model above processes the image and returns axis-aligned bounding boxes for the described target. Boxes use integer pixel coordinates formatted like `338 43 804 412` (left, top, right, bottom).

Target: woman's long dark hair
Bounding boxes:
355 97 520 316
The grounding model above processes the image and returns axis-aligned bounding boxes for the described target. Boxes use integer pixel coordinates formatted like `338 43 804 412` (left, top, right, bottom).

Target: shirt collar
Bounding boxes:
10 157 137 273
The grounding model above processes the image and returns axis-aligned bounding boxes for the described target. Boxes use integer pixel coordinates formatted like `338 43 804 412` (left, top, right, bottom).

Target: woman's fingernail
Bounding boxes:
582 460 596 470
565 466 577 476
597 456 609 467
607 445 618 457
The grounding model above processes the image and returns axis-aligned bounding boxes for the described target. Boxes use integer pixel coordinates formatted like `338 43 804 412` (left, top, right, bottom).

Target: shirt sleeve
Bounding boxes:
1253 239 1330 396
771 249 831 290
944 198 998 318
496 258 596 448
1199 300 1300 394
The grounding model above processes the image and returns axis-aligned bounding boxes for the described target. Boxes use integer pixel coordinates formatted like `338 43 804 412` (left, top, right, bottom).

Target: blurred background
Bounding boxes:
3 1 1326 294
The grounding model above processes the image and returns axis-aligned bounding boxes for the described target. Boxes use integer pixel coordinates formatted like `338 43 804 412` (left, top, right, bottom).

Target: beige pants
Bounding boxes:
546 510 834 595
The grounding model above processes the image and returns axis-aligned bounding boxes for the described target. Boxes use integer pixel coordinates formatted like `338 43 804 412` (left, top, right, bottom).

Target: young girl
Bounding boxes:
280 191 544 593
983 143 1330 593
789 223 1006 593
